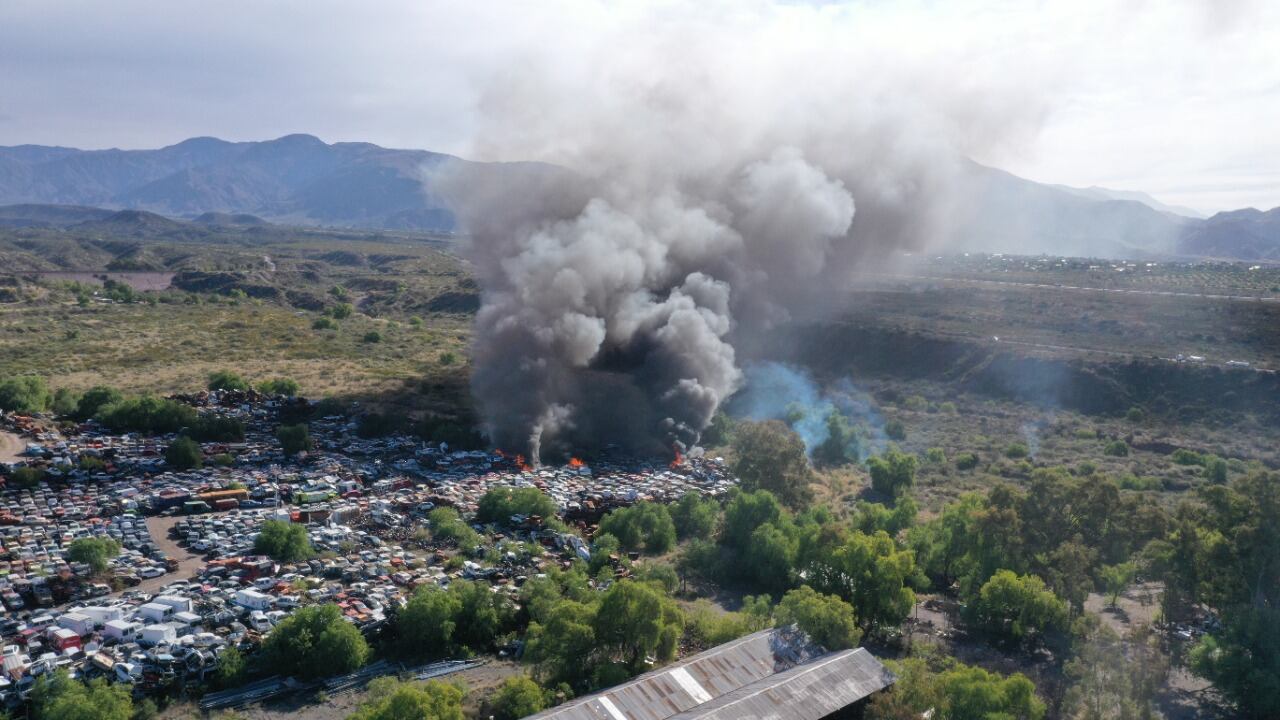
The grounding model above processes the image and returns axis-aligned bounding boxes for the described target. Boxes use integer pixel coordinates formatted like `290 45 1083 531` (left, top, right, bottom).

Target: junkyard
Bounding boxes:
0 390 738 711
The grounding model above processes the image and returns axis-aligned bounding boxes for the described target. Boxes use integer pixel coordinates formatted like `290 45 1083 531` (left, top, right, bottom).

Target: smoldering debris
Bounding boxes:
727 361 887 460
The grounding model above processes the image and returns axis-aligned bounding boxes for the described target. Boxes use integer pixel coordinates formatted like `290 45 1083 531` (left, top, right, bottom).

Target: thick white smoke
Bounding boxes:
436 1 1050 461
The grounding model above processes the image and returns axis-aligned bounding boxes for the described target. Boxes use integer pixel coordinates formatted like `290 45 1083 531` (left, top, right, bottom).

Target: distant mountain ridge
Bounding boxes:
0 135 1276 260
0 134 466 231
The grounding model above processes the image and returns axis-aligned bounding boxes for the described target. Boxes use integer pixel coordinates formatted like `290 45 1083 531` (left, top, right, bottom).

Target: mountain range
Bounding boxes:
0 135 1276 261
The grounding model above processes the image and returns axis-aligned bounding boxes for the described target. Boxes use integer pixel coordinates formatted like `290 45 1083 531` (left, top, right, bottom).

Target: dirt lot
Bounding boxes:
0 430 25 463
134 515 208 596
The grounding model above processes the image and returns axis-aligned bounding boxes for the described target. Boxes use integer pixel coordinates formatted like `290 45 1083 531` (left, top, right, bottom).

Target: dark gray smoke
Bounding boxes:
435 3 1047 462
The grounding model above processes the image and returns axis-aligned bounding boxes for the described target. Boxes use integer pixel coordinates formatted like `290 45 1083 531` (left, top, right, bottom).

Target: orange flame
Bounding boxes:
670 446 685 469
514 454 532 472
568 457 585 469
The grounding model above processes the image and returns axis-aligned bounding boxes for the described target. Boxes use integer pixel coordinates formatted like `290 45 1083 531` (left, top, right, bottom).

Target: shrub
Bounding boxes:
1172 449 1203 466
329 303 354 320
96 395 197 434
0 376 51 413
256 378 300 396
1004 443 1030 459
1202 455 1228 484
599 502 677 555
362 330 382 344
867 447 918 498
67 537 121 573
312 317 337 330
277 423 313 456
255 519 313 562
8 466 45 489
261 604 368 679
188 415 246 442
1126 406 1145 422
489 676 547 720
165 437 203 469
955 452 980 471
1103 440 1129 457
207 370 250 392
74 386 123 421
925 447 946 464
476 487 557 525
439 351 457 365
885 419 907 441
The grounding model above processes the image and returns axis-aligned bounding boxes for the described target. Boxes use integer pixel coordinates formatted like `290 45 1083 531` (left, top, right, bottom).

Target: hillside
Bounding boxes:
2 136 1278 260
0 135 537 231
1178 207 1280 261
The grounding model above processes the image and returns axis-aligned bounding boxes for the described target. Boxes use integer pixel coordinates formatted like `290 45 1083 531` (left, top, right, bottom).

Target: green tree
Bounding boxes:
261 604 368 679
955 452 980 471
66 537 121 574
51 388 81 416
165 436 203 469
426 507 481 549
449 579 515 654
807 530 916 633
96 395 197 434
363 330 382 343
731 420 814 508
867 446 917 499
884 419 907 441
207 370 250 391
1100 562 1136 607
523 599 597 685
329 302 354 320
188 415 246 442
396 584 462 659
475 486 558 525
967 570 1068 645
775 585 861 650
700 410 736 447
745 521 799 595
1005 442 1030 459
489 676 547 720
74 386 123 421
722 489 784 550
599 502 677 555
276 423 313 456
868 656 1045 720
214 646 247 689
0 375 51 413
813 409 860 466
347 677 464 720
593 580 684 670
1190 607 1280 720
31 670 133 720
254 519 312 562
670 492 719 540
1202 455 1228 484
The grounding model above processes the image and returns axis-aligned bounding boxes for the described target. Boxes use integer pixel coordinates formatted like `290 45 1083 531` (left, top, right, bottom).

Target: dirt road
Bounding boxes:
1 431 26 463
126 516 208 596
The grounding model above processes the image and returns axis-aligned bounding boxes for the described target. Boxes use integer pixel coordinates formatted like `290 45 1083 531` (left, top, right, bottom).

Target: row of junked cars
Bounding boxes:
0 392 740 709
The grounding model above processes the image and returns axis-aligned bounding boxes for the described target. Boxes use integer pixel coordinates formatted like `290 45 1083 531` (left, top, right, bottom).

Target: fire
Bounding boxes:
670 446 685 469
568 457 585 469
514 454 532 472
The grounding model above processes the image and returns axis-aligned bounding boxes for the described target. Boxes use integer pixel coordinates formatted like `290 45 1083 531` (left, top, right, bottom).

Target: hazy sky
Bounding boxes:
1 0 1277 213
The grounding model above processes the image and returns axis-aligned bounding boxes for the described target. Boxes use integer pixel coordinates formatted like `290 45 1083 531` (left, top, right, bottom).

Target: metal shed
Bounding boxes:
524 628 895 720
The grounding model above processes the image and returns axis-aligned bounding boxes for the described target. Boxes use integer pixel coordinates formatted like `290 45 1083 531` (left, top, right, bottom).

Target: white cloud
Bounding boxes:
0 0 1276 211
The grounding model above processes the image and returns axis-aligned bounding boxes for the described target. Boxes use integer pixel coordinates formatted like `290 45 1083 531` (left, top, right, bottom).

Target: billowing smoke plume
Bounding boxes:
436 2 1048 462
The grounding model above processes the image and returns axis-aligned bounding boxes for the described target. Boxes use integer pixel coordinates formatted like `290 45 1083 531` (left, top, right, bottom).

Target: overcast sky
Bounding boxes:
1 0 1277 213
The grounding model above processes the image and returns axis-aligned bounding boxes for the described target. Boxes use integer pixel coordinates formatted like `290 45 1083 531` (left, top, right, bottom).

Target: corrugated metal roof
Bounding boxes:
523 628 894 720
666 648 896 720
